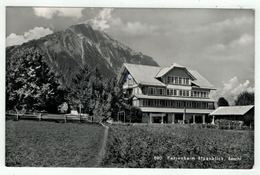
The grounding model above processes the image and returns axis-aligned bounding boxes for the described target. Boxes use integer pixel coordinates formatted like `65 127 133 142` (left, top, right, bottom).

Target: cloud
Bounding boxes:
122 21 158 36
90 8 114 31
88 8 158 36
207 33 253 52
108 16 158 36
230 33 253 47
203 33 254 61
6 27 53 47
182 16 253 34
211 76 254 104
33 8 84 19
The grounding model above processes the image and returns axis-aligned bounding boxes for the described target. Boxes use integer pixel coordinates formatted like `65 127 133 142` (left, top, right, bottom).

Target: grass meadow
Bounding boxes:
6 120 104 167
6 120 254 168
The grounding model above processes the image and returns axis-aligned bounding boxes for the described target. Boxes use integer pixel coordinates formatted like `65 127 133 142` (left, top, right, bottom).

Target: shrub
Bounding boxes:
215 119 243 130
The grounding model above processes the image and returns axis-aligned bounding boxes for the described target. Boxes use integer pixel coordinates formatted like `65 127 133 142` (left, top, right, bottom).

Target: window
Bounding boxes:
195 102 199 108
176 101 180 108
143 99 146 106
167 89 170 95
156 88 159 95
187 101 192 108
202 102 206 108
190 91 211 98
159 100 164 107
186 78 189 85
171 101 174 107
174 89 177 96
174 77 178 84
178 77 182 84
150 88 154 95
167 100 171 107
167 76 171 84
170 89 173 95
159 89 163 95
180 101 184 108
179 90 182 96
208 102 214 109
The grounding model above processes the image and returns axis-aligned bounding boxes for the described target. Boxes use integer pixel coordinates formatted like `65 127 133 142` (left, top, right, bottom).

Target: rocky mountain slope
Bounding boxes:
6 23 159 86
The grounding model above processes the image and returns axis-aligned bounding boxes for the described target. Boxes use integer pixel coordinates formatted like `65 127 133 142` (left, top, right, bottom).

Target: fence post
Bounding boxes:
16 113 19 121
38 113 42 121
64 115 67 123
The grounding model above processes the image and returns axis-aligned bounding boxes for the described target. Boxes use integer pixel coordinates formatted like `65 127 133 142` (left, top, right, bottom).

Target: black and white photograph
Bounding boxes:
2 0 258 173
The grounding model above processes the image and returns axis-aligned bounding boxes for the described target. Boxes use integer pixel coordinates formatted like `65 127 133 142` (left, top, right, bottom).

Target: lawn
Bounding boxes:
6 120 105 167
103 124 254 168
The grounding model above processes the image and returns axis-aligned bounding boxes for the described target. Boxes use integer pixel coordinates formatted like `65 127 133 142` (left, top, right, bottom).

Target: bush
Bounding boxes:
215 119 243 130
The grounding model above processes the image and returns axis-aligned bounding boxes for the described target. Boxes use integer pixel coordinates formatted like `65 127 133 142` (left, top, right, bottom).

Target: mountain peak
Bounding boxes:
7 22 159 86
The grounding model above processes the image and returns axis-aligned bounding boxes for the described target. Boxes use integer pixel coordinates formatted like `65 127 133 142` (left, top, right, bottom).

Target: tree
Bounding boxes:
129 106 142 123
67 66 114 122
6 47 66 113
217 97 229 107
66 65 93 113
235 91 254 106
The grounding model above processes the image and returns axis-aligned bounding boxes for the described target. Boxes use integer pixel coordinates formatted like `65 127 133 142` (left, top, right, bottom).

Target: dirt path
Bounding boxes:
95 122 109 167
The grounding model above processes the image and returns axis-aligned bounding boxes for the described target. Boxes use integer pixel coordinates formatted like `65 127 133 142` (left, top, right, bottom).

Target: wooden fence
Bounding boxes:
6 113 94 123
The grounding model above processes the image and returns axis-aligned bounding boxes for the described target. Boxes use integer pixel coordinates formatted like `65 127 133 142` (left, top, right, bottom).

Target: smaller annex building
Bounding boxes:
209 105 254 126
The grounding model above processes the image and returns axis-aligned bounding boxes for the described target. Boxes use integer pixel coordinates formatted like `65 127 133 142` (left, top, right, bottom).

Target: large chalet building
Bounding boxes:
118 63 216 124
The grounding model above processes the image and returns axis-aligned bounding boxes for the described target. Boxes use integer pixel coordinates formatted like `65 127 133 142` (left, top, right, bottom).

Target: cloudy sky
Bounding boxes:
6 7 254 104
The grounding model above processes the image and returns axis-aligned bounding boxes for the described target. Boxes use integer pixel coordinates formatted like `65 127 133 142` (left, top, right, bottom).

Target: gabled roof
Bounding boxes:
122 63 215 89
155 63 196 80
123 63 165 86
189 70 215 89
209 105 254 116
